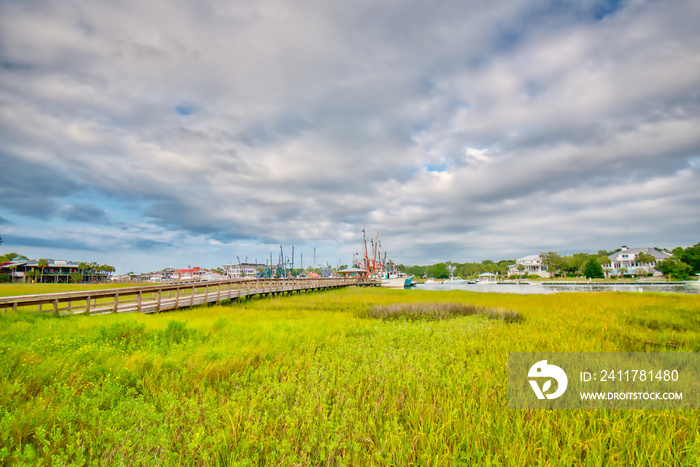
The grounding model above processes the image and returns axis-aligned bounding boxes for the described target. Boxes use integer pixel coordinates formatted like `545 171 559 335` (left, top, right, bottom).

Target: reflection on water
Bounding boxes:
414 282 700 294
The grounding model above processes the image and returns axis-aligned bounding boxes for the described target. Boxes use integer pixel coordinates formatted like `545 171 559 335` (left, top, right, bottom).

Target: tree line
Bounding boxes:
396 260 515 280
396 242 700 280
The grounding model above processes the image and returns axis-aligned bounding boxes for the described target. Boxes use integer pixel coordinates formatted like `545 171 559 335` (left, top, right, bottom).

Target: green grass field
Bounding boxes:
1 287 699 465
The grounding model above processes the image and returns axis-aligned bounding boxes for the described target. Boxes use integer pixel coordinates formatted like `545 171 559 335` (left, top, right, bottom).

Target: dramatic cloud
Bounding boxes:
1 0 699 272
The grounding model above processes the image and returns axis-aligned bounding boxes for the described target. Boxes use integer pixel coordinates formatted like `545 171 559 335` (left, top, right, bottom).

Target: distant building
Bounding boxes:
603 246 671 277
172 267 208 282
0 259 111 283
508 255 548 278
224 263 266 278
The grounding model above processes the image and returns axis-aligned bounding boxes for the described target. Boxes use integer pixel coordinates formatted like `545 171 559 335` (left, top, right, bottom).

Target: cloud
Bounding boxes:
60 204 111 224
131 239 172 251
0 0 699 271
1 234 100 252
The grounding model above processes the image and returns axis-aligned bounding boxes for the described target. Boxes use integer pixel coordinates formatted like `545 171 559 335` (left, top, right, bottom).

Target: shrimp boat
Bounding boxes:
353 229 413 288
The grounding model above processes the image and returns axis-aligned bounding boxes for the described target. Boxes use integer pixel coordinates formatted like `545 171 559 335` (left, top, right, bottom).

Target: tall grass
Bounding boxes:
361 301 525 322
0 287 699 465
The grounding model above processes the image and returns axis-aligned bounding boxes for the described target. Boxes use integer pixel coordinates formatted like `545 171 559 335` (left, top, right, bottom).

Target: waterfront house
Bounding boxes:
508 255 549 278
603 246 671 277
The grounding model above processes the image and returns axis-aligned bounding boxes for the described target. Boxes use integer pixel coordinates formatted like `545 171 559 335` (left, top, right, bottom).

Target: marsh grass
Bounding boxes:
362 301 525 323
0 287 699 465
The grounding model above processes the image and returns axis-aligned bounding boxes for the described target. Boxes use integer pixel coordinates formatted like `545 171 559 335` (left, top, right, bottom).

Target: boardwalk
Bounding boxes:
0 277 370 316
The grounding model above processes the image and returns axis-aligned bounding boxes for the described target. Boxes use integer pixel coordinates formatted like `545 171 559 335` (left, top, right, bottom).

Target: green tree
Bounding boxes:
655 258 691 280
428 263 450 279
675 242 700 274
566 253 592 275
583 257 604 279
540 252 564 278
38 258 49 283
25 270 39 283
635 252 656 265
406 265 428 277
96 264 113 281
0 252 28 263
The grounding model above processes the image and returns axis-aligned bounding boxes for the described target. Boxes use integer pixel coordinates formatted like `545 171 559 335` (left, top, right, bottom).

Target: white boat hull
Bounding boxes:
381 277 409 288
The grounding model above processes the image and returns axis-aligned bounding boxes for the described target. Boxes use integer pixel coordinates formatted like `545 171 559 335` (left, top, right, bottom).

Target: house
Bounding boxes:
224 263 266 278
172 267 207 282
508 255 549 278
603 246 671 277
0 259 110 283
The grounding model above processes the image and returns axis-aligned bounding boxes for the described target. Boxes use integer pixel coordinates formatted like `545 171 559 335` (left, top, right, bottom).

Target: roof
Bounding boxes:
338 267 367 273
176 267 206 273
2 259 80 268
607 247 671 260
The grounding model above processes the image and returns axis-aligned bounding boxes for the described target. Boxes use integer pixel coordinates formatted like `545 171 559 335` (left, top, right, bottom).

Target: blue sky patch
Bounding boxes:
593 0 625 20
176 105 194 116
426 163 447 173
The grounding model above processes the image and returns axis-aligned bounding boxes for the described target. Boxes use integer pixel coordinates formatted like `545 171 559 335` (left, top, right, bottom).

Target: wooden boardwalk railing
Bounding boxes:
0 277 372 316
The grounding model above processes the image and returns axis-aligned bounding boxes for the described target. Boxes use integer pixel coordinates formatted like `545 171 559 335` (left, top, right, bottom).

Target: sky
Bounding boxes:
1 0 699 274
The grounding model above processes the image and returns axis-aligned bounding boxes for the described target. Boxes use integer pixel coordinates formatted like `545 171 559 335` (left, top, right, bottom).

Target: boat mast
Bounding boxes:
363 229 370 273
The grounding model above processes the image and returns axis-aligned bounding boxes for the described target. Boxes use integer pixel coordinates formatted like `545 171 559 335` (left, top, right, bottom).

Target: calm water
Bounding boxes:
414 282 700 295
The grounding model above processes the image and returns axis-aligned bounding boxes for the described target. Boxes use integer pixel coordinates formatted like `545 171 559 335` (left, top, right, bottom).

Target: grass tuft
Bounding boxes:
361 301 525 323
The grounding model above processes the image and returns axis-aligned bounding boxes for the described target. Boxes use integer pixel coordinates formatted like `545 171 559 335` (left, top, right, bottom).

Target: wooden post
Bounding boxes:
113 293 119 313
190 286 195 306
137 291 142 312
86 296 91 315
53 299 59 316
157 289 162 311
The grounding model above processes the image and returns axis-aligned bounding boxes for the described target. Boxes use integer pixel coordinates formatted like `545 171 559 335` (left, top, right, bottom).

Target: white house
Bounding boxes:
604 246 671 277
224 263 266 278
508 255 549 278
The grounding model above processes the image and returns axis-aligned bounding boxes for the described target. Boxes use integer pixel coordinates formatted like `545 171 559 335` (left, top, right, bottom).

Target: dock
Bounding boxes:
0 277 371 316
